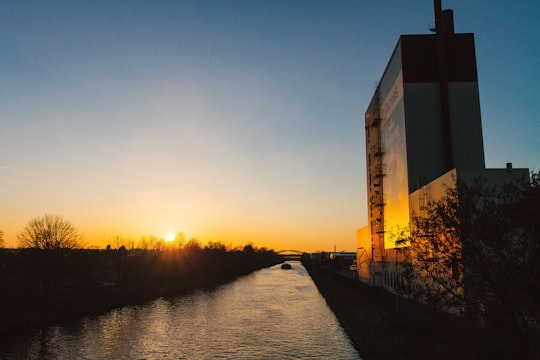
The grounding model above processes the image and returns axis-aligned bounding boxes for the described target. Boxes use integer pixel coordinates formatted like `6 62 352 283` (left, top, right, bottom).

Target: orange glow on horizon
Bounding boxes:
1 207 360 254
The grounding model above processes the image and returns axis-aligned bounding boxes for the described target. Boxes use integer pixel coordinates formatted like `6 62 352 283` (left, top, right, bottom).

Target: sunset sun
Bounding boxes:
165 232 175 242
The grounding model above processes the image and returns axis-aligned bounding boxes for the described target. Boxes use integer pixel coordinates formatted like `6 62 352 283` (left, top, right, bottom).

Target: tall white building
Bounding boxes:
356 1 528 289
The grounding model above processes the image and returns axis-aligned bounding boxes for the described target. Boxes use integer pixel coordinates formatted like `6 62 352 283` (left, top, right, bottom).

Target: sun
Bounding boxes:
165 232 176 242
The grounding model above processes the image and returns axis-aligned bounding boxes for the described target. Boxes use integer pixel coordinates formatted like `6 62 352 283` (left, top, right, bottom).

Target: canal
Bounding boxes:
0 261 361 359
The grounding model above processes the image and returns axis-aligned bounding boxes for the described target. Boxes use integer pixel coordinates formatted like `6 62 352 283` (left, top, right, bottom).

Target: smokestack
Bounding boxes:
433 0 442 33
433 0 454 171
434 1 455 34
442 10 455 34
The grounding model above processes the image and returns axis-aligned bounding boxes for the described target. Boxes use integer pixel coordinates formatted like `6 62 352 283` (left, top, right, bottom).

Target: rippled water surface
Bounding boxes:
1 261 360 359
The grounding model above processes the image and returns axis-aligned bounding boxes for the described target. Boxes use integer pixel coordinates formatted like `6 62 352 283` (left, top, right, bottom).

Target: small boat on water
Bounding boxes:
281 263 292 270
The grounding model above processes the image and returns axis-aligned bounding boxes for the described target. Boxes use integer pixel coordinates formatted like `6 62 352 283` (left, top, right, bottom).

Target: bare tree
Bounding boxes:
18 214 82 250
403 171 540 333
404 184 465 310
0 229 5 248
183 238 202 253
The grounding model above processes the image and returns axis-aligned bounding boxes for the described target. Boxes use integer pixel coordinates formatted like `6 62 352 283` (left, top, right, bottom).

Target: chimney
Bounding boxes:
434 0 442 33
442 10 455 34
434 1 455 34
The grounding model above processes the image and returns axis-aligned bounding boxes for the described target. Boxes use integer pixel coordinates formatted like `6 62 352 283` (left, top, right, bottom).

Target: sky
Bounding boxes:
1 1 539 252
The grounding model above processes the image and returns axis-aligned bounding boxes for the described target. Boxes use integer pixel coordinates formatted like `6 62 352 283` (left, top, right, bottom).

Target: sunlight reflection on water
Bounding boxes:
2 261 361 359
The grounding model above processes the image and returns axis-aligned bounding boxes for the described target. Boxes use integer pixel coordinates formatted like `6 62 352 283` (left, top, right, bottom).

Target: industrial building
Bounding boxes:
356 1 529 291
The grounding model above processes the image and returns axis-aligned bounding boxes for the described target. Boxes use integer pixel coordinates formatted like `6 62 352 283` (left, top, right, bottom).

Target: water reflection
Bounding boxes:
2 261 360 359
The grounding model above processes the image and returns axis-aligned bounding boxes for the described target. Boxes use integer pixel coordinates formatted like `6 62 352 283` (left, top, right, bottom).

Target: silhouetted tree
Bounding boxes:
242 243 255 253
402 184 464 310
404 171 540 335
183 238 202 253
17 214 82 250
0 229 4 248
205 241 227 252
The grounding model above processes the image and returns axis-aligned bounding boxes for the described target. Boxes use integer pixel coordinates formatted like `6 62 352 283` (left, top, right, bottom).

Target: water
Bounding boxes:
0 261 361 359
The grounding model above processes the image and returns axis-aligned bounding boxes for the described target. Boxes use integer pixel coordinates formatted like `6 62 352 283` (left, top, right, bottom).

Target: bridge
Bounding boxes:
276 250 306 260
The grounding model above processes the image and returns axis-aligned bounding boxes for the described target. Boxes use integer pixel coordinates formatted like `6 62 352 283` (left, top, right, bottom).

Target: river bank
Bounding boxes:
1 259 360 359
0 248 281 336
303 259 533 360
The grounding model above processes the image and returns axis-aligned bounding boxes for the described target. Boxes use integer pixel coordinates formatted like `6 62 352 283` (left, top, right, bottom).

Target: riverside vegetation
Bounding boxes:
303 258 539 360
0 243 281 335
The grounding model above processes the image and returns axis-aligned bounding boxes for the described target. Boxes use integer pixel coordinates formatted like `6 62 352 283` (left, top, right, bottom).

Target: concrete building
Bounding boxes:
356 1 529 291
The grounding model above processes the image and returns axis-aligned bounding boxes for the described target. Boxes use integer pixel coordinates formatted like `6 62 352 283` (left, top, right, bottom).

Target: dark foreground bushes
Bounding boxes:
0 247 281 335
303 259 539 360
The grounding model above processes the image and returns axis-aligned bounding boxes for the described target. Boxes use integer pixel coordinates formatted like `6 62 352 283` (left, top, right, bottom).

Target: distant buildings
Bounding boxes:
356 1 528 294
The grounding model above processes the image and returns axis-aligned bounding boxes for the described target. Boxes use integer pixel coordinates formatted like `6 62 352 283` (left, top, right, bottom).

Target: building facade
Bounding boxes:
356 2 528 291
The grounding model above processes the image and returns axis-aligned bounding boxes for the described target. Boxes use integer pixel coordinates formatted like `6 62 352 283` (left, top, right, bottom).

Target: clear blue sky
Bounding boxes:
1 0 539 251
